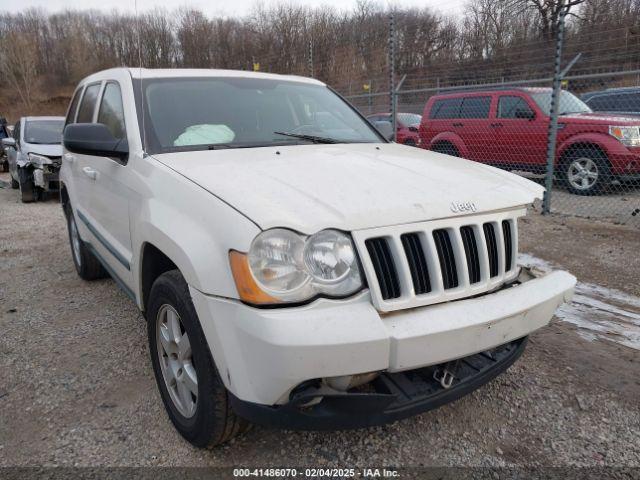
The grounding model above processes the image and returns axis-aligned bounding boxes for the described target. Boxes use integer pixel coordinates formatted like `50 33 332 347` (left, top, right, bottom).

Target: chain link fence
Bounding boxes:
340 9 640 228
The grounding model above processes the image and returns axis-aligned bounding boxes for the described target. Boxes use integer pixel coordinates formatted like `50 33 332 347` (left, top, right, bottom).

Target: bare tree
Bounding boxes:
0 31 38 108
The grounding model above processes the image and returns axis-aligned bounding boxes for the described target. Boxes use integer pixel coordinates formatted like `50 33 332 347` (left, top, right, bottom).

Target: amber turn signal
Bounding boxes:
229 250 279 305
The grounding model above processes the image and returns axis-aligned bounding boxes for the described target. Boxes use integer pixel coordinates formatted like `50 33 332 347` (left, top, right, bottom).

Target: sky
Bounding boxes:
0 0 468 18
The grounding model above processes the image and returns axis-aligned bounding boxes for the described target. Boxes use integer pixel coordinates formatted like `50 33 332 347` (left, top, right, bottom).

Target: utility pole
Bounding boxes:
543 0 568 215
389 12 396 141
308 39 314 78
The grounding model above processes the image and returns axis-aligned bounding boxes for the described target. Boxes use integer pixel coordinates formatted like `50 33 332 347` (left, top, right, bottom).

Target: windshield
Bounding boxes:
139 77 383 154
530 91 592 116
24 120 64 144
398 113 421 127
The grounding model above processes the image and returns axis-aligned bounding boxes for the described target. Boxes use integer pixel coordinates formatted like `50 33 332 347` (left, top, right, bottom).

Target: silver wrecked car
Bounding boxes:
2 116 64 202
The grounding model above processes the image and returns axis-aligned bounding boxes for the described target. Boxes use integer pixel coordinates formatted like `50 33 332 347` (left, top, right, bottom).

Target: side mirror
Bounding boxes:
63 123 128 160
374 120 394 141
2 137 16 148
515 109 535 120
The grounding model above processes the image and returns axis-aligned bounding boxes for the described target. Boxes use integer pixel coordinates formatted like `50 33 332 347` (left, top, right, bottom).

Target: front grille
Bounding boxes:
365 237 401 300
354 211 521 311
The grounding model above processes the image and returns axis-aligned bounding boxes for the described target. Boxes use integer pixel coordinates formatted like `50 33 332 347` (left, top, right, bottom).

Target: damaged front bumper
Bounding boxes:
190 265 576 428
32 164 60 191
229 337 528 430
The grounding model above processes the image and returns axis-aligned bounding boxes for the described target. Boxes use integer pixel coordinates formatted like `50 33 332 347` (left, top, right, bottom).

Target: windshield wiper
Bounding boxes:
273 131 340 144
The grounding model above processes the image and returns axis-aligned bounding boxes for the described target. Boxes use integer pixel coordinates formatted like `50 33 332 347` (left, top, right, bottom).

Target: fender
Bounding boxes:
429 131 469 158
556 132 627 160
131 162 262 310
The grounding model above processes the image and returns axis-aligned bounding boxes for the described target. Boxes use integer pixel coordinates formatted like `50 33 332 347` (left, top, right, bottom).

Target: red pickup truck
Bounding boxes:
419 87 640 195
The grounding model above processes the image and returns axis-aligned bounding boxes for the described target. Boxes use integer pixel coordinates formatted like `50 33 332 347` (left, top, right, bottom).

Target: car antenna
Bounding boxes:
135 0 147 158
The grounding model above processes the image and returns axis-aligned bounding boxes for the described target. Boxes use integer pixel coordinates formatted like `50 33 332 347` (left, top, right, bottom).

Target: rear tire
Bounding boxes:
148 270 250 448
64 204 108 280
561 148 611 196
431 141 459 157
18 168 35 203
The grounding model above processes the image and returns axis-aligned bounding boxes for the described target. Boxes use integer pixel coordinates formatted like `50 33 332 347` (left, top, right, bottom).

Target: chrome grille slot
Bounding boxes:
502 220 513 272
401 233 431 295
483 223 499 278
433 229 458 289
460 226 481 284
365 237 401 300
354 209 523 312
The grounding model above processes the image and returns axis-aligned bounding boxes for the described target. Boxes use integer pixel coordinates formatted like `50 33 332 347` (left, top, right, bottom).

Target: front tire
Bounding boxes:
147 270 250 448
561 148 611 196
64 204 107 280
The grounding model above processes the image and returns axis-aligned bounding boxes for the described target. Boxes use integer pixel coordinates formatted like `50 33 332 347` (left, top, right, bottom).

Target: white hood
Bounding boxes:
153 143 543 233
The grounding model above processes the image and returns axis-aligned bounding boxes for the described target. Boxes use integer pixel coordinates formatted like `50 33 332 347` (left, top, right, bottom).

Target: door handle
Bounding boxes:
82 167 98 180
63 153 76 163
490 123 503 128
452 122 464 127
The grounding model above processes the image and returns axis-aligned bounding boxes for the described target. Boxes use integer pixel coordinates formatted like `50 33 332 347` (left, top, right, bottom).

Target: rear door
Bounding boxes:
493 94 548 171
69 82 102 222
424 97 462 151
457 95 495 162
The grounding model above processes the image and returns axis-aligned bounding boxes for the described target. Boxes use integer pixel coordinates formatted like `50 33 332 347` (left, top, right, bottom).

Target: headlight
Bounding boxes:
609 126 640 147
230 228 363 305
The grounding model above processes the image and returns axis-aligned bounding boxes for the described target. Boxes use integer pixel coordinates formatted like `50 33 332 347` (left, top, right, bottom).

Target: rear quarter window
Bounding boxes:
429 98 462 119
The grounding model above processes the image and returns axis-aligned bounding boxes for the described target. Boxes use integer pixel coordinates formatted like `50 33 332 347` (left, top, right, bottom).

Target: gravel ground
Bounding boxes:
0 172 639 468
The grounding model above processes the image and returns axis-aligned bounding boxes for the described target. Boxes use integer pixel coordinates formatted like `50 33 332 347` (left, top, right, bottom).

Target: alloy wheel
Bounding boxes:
156 304 198 418
567 157 599 191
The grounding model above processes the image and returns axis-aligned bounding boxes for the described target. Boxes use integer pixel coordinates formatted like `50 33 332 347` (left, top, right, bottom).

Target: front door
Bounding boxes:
70 80 134 291
492 94 548 172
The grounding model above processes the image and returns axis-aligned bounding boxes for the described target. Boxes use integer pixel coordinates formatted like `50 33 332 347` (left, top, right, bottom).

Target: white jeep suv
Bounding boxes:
59 68 576 447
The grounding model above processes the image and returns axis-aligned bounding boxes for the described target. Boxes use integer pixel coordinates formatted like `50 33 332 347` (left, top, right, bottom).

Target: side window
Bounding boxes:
585 95 610 111
498 96 534 119
430 98 462 119
98 82 126 140
13 122 20 144
76 83 101 123
65 88 83 126
460 96 491 119
587 93 639 112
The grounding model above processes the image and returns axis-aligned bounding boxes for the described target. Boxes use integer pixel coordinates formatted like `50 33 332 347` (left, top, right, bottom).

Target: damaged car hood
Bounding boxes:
152 143 543 233
24 143 63 157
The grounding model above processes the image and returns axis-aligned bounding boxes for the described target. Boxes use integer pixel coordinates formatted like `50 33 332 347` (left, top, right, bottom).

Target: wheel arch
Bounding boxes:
429 132 467 157
139 241 181 313
60 181 70 210
557 134 615 167
558 141 609 166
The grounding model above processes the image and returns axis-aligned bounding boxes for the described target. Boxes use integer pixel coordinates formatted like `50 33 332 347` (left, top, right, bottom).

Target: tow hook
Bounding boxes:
433 359 461 389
